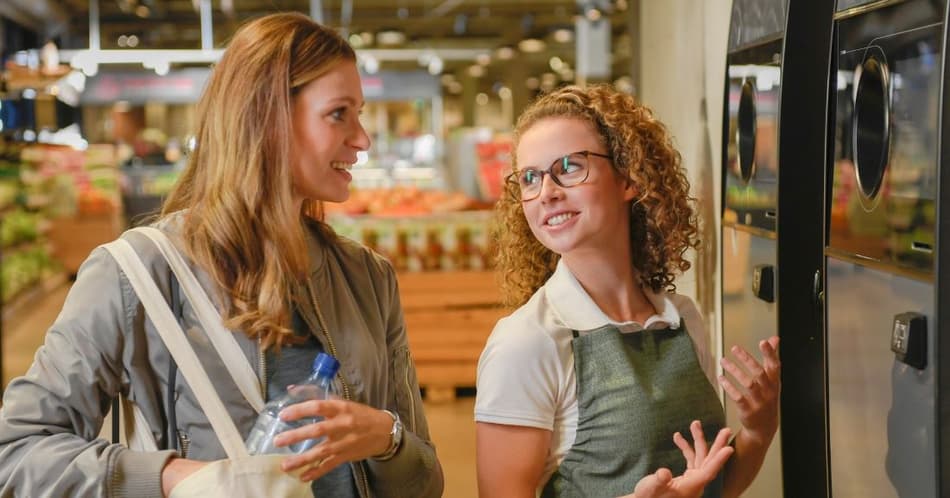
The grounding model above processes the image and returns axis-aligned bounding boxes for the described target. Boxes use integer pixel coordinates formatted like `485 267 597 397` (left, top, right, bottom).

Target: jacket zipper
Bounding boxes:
257 337 267 398
306 279 371 498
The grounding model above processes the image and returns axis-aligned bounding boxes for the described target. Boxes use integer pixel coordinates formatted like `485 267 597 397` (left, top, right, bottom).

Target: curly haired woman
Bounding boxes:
475 85 780 498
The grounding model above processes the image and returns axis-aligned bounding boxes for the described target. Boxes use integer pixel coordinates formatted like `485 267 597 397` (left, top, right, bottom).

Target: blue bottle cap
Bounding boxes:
312 352 340 378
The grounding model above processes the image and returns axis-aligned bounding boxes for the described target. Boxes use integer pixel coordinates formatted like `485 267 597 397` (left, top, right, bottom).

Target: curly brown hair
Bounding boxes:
492 84 700 308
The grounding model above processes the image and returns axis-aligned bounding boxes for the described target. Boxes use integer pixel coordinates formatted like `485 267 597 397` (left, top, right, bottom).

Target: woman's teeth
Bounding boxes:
331 162 352 170
546 213 576 226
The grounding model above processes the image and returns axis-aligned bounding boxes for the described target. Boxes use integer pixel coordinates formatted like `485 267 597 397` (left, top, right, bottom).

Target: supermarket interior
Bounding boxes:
6 0 950 497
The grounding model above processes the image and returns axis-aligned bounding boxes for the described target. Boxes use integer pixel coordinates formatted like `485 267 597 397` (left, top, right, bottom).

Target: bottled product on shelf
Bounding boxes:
245 352 340 456
325 186 492 273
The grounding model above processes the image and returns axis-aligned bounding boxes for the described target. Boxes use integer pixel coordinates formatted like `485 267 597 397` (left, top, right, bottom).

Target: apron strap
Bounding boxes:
104 238 249 459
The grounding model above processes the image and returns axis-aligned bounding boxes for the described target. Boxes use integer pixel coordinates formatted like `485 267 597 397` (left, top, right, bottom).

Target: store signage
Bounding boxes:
360 71 440 100
80 68 211 104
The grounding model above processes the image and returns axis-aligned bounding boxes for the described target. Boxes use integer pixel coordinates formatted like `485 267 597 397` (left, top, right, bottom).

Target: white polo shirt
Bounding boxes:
475 259 714 489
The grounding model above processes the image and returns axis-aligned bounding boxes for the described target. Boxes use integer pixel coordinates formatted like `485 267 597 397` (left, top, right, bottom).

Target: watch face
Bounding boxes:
392 416 403 446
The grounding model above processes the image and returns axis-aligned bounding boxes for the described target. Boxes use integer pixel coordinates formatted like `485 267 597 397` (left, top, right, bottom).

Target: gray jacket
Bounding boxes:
0 218 443 498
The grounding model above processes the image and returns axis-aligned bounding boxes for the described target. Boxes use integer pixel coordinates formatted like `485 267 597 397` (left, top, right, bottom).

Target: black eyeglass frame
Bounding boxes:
507 150 613 201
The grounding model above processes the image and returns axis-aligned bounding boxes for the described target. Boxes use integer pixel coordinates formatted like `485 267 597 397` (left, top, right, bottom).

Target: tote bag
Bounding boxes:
103 228 312 498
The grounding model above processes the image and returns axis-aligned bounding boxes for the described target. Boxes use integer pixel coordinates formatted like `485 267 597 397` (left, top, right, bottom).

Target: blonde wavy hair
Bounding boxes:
493 84 700 308
162 13 354 348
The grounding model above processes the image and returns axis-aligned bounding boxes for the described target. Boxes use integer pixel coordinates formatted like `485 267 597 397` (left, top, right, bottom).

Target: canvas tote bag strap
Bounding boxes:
104 238 249 459
131 226 265 413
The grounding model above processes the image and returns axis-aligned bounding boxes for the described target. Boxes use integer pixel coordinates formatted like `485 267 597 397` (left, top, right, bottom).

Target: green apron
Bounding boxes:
541 322 725 498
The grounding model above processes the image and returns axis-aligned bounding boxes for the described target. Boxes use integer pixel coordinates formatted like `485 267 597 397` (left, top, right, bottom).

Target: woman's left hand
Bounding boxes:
273 399 395 481
718 336 781 444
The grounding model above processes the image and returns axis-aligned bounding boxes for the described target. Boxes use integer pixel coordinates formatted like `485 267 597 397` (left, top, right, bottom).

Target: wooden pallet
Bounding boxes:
398 270 507 401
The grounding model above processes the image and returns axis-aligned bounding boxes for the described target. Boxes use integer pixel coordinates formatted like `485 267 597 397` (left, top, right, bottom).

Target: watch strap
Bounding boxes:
373 409 403 461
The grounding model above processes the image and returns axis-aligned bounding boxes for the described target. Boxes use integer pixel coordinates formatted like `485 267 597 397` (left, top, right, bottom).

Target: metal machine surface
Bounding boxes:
826 0 946 495
721 1 786 496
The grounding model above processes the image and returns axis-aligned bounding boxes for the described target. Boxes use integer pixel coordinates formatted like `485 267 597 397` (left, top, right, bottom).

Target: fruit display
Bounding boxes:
323 186 479 217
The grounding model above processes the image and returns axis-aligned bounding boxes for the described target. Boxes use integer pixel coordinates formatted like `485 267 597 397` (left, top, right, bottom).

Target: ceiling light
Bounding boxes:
376 30 406 46
549 56 564 71
348 34 364 48
552 28 574 44
495 46 515 60
476 53 491 66
427 56 444 75
361 55 379 74
584 7 603 21
467 65 485 77
614 76 635 94
518 38 546 53
440 74 455 85
498 86 512 100
476 93 489 106
154 61 170 76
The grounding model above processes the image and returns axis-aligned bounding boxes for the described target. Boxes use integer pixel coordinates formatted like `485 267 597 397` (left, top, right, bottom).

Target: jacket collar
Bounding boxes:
305 219 330 276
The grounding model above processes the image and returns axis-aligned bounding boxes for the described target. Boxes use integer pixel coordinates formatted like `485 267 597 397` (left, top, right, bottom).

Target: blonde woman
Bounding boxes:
0 13 442 498
475 85 779 498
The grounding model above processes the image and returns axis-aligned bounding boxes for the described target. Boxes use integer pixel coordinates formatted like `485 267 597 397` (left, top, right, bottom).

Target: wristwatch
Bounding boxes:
373 409 403 461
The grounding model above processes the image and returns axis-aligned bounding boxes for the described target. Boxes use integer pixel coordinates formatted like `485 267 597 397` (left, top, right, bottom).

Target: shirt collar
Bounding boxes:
546 259 682 333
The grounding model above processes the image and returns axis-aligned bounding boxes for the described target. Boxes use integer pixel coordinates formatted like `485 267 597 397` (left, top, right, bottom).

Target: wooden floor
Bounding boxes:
0 280 478 498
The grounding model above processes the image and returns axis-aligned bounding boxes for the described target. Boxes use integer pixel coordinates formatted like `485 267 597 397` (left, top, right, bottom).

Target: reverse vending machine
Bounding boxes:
720 1 787 496
824 0 950 495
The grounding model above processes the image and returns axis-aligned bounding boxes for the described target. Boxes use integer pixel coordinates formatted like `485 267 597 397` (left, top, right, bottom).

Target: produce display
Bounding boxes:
0 140 61 304
326 187 493 272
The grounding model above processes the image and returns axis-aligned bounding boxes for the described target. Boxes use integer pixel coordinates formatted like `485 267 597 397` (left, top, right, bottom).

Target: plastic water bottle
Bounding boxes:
245 352 340 455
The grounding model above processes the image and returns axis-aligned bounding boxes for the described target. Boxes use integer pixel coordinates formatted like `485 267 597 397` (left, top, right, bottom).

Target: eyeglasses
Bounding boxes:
508 150 612 201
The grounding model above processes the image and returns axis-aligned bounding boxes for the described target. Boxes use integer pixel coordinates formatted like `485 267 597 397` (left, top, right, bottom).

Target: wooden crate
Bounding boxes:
398 270 506 400
47 213 124 276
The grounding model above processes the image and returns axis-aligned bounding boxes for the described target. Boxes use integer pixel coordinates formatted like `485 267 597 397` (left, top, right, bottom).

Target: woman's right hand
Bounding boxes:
161 458 209 497
622 421 734 498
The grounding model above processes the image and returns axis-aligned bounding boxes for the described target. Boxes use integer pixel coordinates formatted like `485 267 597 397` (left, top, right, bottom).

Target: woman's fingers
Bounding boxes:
689 420 708 463
673 431 695 469
760 337 782 385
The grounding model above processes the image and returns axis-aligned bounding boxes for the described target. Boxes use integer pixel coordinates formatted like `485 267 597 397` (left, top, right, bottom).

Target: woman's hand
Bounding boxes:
622 422 734 498
161 458 208 497
273 399 395 481
718 336 781 445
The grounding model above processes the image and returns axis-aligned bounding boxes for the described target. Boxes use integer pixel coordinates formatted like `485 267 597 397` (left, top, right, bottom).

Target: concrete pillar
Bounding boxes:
575 0 612 86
